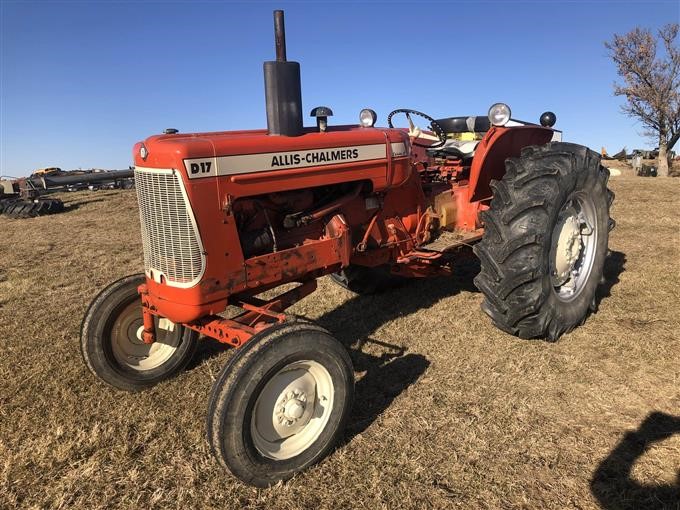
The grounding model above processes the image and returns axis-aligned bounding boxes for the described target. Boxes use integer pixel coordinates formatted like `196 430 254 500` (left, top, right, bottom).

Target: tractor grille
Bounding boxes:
134 167 205 287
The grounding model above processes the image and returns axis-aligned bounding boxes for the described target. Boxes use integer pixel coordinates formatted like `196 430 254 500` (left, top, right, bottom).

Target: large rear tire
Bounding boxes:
473 142 614 341
80 274 198 391
206 322 354 487
0 198 19 215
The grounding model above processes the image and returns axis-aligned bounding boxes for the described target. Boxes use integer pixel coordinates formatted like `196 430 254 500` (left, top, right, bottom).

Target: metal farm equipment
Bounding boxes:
0 169 134 218
81 11 614 487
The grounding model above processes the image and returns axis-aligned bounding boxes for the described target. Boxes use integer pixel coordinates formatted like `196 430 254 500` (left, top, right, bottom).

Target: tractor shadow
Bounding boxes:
314 257 479 441
341 341 430 441
591 411 680 510
594 250 626 310
315 256 479 348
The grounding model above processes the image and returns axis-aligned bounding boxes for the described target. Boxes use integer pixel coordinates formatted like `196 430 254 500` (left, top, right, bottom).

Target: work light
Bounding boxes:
359 109 377 127
488 103 511 127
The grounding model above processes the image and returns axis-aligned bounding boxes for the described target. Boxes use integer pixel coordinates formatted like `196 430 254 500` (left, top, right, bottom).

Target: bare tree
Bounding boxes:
605 24 680 177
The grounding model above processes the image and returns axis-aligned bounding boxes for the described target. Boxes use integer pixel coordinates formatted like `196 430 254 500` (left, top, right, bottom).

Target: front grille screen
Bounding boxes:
134 168 204 287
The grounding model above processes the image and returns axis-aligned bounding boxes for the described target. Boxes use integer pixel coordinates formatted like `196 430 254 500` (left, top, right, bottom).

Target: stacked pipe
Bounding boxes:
264 10 303 136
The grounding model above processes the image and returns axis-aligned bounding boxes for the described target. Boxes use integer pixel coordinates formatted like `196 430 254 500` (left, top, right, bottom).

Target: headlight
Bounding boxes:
139 144 148 160
359 108 377 128
488 103 511 127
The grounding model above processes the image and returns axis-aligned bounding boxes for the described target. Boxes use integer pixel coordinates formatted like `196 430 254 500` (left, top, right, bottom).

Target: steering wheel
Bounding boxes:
387 109 447 148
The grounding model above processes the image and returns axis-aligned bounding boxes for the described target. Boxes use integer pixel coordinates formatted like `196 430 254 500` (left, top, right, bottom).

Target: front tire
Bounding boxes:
80 274 198 391
474 142 614 340
206 322 354 487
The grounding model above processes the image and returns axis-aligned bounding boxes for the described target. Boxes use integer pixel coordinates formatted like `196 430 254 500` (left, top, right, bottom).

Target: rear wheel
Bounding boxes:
39 198 64 214
7 201 33 218
474 142 614 340
80 274 198 391
206 322 354 487
0 198 19 215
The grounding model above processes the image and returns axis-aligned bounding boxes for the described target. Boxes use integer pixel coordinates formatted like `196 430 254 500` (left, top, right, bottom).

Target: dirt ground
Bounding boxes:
0 175 678 509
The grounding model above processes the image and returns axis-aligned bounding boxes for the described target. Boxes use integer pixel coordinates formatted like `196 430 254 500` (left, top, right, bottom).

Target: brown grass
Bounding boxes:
0 176 678 509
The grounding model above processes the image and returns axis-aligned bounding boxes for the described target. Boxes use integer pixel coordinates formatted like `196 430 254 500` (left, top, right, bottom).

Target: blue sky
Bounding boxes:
1 0 678 175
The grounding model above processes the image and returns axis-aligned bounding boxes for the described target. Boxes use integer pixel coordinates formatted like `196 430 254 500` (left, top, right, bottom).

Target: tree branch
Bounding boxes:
668 130 680 152
606 24 680 146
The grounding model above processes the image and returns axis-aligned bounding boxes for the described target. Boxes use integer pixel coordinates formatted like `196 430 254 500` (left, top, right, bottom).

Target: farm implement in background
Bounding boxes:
81 11 614 487
0 168 134 218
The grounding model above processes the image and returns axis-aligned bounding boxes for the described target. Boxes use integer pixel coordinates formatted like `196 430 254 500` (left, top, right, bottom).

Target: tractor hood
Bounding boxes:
133 126 411 179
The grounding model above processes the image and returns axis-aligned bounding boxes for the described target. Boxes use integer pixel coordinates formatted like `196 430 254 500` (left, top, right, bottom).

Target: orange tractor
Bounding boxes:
81 11 614 487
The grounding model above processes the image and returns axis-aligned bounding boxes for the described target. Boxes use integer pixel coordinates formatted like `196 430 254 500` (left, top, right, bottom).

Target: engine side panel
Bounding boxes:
132 126 420 323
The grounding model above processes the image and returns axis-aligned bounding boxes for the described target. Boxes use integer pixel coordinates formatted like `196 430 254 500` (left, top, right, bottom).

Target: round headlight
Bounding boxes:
488 103 511 127
359 108 377 128
139 144 148 160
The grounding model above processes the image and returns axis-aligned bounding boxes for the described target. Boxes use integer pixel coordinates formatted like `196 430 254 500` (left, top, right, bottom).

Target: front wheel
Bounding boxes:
80 274 198 391
206 322 354 487
473 142 615 341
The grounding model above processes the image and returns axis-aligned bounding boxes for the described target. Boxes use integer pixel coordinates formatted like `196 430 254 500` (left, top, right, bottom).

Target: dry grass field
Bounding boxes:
0 175 678 509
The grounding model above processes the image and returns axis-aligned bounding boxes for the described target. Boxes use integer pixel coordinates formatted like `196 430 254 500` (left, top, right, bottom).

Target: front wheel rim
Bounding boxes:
110 300 181 371
549 191 599 302
251 360 335 460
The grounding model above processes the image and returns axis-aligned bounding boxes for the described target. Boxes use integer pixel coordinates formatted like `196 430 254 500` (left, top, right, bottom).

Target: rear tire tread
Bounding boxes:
473 142 613 340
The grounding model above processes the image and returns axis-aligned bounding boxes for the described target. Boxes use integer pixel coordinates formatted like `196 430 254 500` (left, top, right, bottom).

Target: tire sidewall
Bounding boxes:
208 323 354 487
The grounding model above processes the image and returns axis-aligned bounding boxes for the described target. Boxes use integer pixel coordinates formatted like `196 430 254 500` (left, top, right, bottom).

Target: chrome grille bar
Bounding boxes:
134 167 205 288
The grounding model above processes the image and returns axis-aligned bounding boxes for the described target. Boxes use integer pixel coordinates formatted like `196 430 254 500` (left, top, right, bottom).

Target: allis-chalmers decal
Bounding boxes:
184 142 408 178
271 148 359 167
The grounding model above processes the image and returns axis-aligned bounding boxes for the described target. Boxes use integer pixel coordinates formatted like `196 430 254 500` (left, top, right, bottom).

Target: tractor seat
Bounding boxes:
427 139 479 160
434 116 491 134
427 115 489 159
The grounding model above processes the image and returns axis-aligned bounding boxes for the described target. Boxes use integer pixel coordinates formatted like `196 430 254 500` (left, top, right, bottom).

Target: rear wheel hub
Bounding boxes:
549 193 598 301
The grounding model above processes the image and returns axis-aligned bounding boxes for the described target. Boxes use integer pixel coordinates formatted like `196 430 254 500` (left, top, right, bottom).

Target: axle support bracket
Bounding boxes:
137 279 318 348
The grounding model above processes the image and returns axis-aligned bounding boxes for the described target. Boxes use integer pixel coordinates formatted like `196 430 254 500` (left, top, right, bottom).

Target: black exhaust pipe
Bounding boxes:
264 10 303 136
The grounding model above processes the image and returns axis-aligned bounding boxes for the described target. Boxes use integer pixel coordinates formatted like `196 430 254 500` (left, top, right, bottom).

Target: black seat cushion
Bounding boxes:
434 116 490 134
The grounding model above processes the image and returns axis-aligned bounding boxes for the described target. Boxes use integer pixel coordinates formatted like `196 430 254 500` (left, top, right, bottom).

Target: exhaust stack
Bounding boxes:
264 10 303 136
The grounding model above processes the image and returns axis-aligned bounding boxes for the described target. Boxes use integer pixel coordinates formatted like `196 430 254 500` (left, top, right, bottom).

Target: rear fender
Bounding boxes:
468 126 554 202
